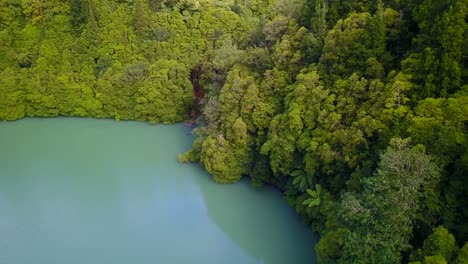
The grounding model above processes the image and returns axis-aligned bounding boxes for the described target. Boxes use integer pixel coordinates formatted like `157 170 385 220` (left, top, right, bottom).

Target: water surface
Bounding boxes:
0 118 317 264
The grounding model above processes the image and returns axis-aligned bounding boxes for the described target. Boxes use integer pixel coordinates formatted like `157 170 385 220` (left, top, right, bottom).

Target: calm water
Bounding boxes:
0 118 317 264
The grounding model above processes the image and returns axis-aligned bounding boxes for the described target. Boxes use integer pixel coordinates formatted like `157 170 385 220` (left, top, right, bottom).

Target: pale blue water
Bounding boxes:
0 118 317 264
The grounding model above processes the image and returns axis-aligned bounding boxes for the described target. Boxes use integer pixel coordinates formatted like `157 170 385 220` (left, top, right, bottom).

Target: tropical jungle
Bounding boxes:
0 0 467 263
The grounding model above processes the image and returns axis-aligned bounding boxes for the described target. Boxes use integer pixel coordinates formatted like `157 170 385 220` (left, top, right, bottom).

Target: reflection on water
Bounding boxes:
0 118 317 264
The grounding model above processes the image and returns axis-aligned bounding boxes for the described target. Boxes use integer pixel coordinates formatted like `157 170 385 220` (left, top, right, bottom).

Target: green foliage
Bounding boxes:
196 66 261 183
455 244 468 264
0 67 25 120
291 169 314 191
402 0 467 98
411 226 468 264
0 0 255 123
315 228 348 264
303 184 321 207
70 0 87 34
1 0 468 263
182 0 467 259
326 138 441 263
133 0 147 37
424 255 448 264
423 226 458 262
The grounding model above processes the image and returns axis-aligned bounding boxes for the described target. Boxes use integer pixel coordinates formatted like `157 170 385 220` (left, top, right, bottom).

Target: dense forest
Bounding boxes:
0 0 467 262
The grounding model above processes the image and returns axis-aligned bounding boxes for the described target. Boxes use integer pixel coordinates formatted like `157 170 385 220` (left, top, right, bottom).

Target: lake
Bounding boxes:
0 118 317 264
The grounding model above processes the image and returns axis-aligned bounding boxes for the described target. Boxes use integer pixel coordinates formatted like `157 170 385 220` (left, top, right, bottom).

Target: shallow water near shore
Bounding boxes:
0 117 317 264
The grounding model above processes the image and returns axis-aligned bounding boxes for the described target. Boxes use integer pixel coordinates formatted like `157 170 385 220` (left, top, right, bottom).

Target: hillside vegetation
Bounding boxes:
1 0 468 263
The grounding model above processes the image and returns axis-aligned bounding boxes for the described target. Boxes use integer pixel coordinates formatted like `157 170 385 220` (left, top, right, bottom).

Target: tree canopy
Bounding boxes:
1 0 467 262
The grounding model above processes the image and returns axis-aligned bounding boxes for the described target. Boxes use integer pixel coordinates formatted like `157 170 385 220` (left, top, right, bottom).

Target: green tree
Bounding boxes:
70 0 87 34
455 244 468 264
402 0 467 98
133 0 147 38
326 138 441 263
423 226 458 262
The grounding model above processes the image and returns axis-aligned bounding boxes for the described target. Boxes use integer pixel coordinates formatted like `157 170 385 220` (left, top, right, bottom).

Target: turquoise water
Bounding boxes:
0 118 317 264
